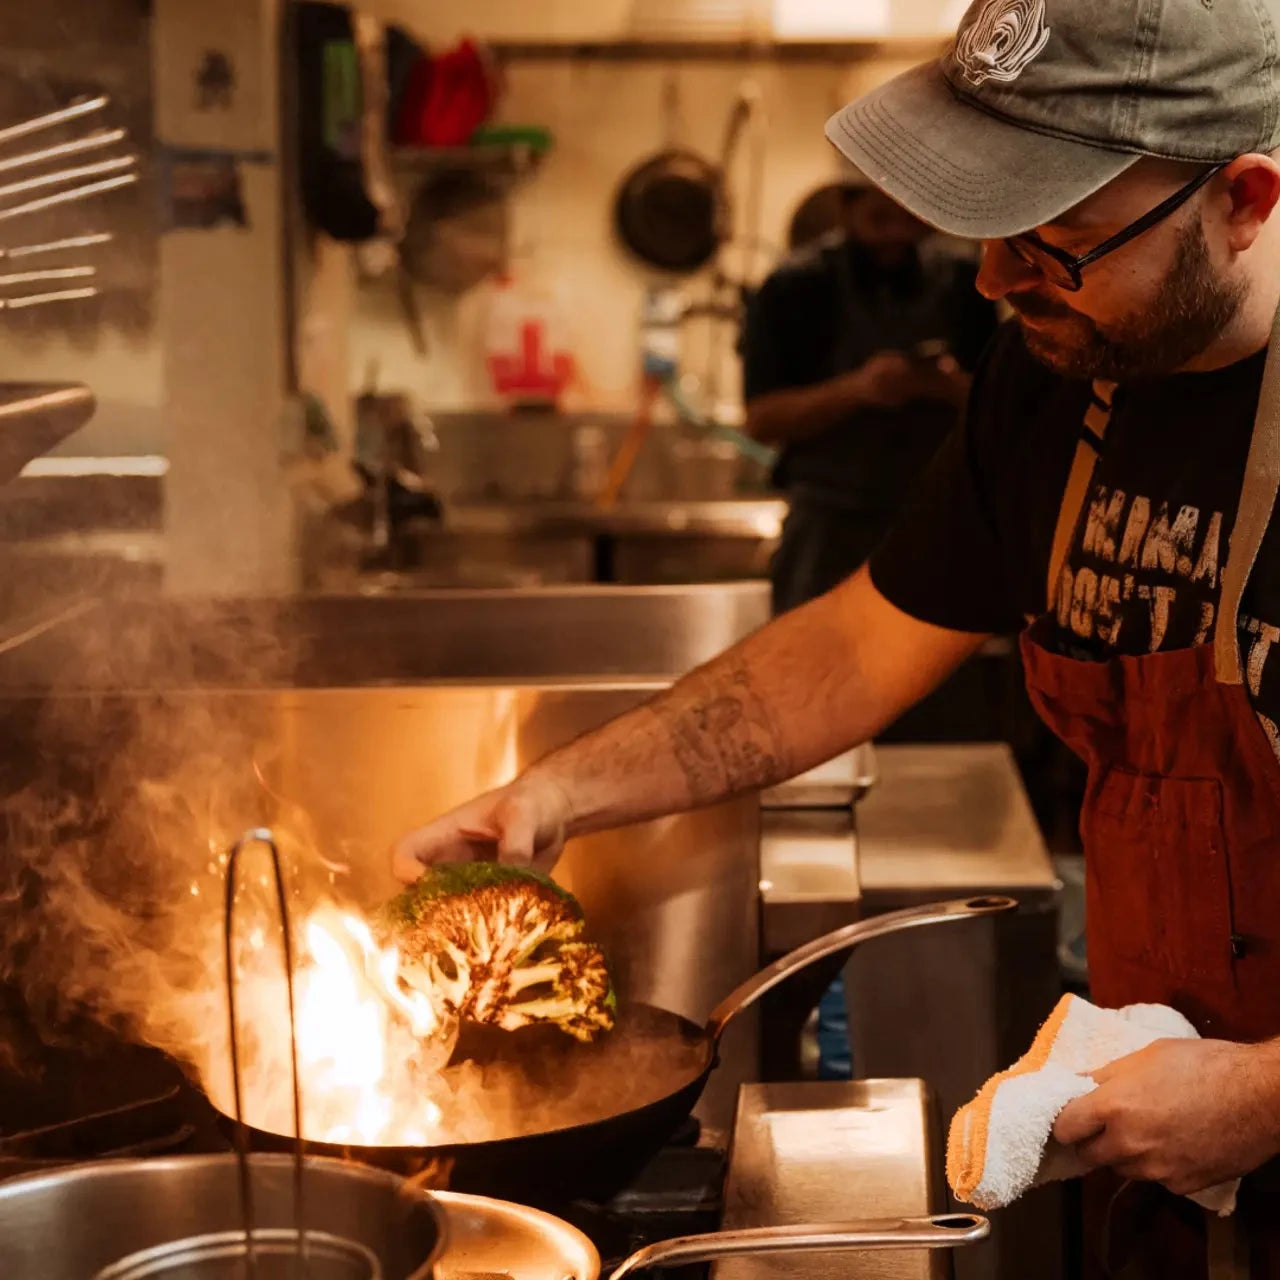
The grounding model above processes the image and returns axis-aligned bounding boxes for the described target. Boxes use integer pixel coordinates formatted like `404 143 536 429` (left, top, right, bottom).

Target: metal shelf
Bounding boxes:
489 36 948 62
389 143 549 182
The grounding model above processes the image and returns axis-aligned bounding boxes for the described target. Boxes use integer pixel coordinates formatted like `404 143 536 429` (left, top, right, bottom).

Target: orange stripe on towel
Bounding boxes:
947 993 1078 1202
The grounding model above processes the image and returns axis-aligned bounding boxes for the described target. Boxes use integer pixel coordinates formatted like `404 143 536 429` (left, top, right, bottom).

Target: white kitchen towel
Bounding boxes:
947 993 1240 1216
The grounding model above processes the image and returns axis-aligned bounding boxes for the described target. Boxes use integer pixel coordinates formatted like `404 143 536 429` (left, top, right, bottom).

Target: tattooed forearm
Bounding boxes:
524 567 978 841
653 660 794 805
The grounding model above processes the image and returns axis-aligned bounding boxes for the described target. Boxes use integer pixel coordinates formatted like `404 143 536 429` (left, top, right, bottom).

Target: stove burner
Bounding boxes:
0 1035 728 1278
0 1090 196 1181
0 1040 224 1183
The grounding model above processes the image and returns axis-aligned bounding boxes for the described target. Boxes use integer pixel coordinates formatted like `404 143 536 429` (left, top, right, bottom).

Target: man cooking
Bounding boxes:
742 179 996 615
394 0 1280 1274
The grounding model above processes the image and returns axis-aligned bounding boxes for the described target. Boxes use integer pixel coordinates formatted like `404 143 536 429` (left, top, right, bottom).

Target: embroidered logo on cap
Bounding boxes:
954 0 1051 87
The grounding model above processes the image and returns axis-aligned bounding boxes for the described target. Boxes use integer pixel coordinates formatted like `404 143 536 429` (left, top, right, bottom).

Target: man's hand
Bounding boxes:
844 350 919 409
843 350 971 412
1053 1038 1280 1195
744 349 970 445
391 776 575 882
911 353 972 409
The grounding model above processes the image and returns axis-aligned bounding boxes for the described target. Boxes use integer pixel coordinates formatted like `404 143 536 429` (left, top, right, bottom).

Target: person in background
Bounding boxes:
742 178 1000 615
739 179 1000 1081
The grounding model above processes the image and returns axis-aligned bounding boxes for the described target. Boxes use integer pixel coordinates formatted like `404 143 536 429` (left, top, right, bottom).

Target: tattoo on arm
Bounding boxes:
654 661 793 806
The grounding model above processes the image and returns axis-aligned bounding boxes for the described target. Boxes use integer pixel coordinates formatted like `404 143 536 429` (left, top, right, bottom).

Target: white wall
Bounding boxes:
350 53 921 413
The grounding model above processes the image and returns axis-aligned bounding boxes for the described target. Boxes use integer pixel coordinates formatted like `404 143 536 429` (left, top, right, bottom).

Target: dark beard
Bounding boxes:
1012 219 1245 381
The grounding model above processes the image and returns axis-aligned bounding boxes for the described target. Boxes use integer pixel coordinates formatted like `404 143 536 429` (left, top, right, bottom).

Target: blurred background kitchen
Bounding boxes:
0 4 1083 1279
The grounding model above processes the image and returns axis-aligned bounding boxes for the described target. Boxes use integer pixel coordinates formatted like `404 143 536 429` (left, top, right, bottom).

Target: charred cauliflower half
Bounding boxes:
380 863 616 1043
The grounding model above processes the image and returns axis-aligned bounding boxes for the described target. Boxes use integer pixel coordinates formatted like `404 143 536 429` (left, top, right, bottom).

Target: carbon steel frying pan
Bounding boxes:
215 896 1016 1205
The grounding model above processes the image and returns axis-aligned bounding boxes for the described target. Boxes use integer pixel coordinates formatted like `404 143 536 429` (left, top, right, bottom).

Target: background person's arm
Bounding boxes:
744 351 920 445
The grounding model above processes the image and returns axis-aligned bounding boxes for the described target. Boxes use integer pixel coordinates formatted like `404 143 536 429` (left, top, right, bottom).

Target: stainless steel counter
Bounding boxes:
758 809 861 955
758 748 873 954
758 742 1060 948
715 1080 953 1280
855 743 1060 907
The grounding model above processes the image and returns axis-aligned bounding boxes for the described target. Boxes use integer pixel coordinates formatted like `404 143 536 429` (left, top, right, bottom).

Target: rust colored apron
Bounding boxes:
1020 329 1280 1278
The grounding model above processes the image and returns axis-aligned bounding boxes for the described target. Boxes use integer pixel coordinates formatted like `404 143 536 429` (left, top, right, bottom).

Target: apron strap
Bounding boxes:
1046 380 1116 611
1206 1209 1249 1280
1215 302 1280 684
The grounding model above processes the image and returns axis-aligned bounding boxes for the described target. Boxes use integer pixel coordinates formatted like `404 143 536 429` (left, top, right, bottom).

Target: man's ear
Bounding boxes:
1220 154 1280 252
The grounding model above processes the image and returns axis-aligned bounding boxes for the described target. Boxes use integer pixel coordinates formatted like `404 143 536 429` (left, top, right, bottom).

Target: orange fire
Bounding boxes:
230 906 458 1146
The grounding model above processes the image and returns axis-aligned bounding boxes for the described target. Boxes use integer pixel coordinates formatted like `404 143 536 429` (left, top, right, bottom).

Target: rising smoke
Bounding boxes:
0 599 705 1147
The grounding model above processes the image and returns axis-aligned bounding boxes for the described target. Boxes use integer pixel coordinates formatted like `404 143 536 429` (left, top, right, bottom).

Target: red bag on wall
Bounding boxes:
393 39 498 147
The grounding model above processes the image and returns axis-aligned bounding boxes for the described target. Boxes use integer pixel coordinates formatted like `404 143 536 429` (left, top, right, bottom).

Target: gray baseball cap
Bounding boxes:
826 0 1280 239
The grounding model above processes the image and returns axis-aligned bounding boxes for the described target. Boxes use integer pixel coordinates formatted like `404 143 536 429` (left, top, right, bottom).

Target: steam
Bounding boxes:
0 599 705 1146
0 597 358 1089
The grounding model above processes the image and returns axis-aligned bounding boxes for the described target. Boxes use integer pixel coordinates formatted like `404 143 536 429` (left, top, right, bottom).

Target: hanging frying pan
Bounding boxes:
614 149 722 272
210 896 1015 1207
614 76 752 273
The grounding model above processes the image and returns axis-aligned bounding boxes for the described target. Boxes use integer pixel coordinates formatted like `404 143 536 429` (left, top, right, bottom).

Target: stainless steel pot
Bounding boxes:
0 1154 446 1280
432 1191 988 1280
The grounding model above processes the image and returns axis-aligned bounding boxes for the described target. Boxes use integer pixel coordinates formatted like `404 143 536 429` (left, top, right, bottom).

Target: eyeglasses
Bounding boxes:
1005 162 1228 292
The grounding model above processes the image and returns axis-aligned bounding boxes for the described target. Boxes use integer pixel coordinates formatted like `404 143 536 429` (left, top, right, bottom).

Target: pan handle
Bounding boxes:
607 1213 989 1279
706 895 1017 1041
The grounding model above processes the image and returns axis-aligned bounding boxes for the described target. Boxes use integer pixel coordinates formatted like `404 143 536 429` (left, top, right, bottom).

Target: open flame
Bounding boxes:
232 906 459 1147
212 893 698 1151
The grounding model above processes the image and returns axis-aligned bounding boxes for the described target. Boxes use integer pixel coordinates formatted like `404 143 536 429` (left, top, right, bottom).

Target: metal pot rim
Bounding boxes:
432 1189 601 1280
0 1151 435 1198
0 1152 447 1280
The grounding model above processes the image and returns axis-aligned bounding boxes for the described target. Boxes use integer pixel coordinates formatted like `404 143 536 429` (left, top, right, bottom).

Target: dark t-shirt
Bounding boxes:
871 321 1280 753
741 237 998 509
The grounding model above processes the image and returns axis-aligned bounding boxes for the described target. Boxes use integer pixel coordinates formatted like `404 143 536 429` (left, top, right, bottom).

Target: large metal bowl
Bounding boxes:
0 1154 445 1280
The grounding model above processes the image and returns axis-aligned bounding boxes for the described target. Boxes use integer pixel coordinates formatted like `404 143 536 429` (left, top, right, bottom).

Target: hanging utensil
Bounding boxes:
0 96 137 212
222 828 308 1276
396 249 429 354
401 166 508 295
352 14 405 244
613 73 724 274
0 96 112 148
595 375 661 508
0 96 137 311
